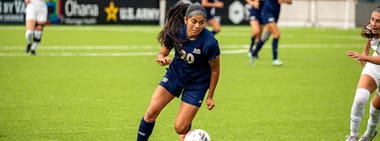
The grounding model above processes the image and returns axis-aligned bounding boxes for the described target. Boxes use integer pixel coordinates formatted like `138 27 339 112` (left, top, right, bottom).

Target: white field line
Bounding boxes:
0 44 363 56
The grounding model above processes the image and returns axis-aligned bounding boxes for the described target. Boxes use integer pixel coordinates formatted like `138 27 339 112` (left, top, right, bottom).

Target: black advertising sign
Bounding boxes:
166 0 251 25
60 0 160 25
0 0 26 23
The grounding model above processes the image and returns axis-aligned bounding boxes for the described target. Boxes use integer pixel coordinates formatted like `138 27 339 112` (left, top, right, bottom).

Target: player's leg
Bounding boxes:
208 18 221 35
25 5 36 54
266 22 283 65
174 102 199 134
348 74 377 140
137 86 176 141
175 88 207 140
359 95 380 141
249 20 262 53
30 6 47 55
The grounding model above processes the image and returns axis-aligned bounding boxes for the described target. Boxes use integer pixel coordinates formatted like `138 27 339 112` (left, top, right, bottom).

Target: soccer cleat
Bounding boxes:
25 43 31 53
346 135 358 141
31 50 36 56
249 56 256 65
359 131 377 141
272 59 283 66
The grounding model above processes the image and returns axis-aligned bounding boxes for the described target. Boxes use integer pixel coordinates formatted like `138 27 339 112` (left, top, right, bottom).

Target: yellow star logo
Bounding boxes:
105 1 119 22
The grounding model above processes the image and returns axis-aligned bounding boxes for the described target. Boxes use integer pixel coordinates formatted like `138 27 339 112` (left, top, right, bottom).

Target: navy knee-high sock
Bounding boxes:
249 36 256 52
137 117 155 141
272 38 279 60
251 40 264 57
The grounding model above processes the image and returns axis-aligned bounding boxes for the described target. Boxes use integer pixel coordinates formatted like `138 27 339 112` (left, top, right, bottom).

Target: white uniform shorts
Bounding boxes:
362 63 380 94
25 2 47 22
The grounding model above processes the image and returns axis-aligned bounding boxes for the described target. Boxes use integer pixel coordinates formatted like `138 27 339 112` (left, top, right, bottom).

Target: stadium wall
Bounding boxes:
0 0 378 28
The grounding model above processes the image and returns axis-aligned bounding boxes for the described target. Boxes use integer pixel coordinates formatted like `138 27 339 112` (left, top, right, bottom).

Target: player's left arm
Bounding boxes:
206 55 220 110
278 0 292 4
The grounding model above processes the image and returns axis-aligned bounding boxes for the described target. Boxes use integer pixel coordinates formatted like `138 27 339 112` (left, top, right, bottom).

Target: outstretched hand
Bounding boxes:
346 51 367 66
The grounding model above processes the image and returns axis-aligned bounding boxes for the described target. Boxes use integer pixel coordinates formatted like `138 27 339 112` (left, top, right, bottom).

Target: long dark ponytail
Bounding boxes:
157 2 189 51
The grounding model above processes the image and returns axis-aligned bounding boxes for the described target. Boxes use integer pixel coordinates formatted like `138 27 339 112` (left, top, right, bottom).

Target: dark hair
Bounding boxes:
157 2 189 51
361 6 380 38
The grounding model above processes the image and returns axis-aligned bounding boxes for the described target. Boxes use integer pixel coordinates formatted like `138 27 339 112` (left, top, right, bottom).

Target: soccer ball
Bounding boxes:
184 129 211 141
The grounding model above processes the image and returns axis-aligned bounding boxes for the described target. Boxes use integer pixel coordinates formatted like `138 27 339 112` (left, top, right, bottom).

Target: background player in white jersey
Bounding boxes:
25 0 47 55
345 6 380 141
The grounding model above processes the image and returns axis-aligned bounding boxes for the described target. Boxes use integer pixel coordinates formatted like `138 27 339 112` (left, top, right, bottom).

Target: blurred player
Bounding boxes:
136 3 220 141
249 0 291 66
201 0 224 35
345 6 380 141
246 0 271 57
25 0 47 55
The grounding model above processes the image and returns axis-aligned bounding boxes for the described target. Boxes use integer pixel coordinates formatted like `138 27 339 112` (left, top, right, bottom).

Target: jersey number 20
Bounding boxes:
180 50 195 64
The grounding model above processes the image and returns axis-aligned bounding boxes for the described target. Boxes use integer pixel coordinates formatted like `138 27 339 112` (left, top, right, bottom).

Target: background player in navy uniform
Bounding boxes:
249 0 291 66
246 0 271 57
136 3 220 141
345 6 380 141
201 0 224 35
25 0 47 55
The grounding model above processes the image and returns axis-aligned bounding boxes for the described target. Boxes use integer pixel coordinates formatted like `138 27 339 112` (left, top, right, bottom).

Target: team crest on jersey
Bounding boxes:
192 48 201 54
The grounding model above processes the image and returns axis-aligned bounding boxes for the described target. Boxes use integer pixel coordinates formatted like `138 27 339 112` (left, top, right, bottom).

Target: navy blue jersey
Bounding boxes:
261 0 281 24
166 25 220 89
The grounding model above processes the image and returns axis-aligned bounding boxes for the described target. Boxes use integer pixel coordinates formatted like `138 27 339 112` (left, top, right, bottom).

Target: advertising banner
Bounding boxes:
166 0 251 25
0 0 26 24
60 0 160 24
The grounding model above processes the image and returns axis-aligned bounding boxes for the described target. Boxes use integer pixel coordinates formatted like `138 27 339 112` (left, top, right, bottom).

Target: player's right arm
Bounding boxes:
201 0 224 8
360 39 371 66
157 46 171 66
25 0 31 4
278 0 292 4
246 0 259 9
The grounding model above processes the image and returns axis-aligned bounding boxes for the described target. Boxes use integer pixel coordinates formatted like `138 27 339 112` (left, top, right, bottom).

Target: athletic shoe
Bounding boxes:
359 131 377 141
272 59 283 66
25 43 31 53
31 50 36 56
249 56 257 65
346 135 358 141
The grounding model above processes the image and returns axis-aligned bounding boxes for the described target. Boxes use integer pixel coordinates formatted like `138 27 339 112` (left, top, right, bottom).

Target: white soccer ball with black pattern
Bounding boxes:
184 129 211 141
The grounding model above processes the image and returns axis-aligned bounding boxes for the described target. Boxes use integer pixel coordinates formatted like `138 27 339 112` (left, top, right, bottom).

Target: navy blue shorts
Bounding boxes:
159 73 208 107
249 7 263 23
261 8 280 24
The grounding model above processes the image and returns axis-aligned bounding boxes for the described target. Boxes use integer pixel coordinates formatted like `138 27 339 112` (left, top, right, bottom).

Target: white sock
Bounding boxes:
350 88 371 136
25 30 33 44
364 104 380 137
31 30 42 51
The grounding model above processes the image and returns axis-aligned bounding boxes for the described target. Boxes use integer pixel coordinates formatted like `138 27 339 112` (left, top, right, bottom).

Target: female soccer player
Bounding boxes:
345 6 380 141
249 0 291 66
25 0 47 55
201 0 224 35
246 0 271 56
136 3 220 141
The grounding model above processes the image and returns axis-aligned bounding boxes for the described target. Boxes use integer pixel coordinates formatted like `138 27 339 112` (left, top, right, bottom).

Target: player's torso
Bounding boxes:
371 38 380 56
263 0 280 11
